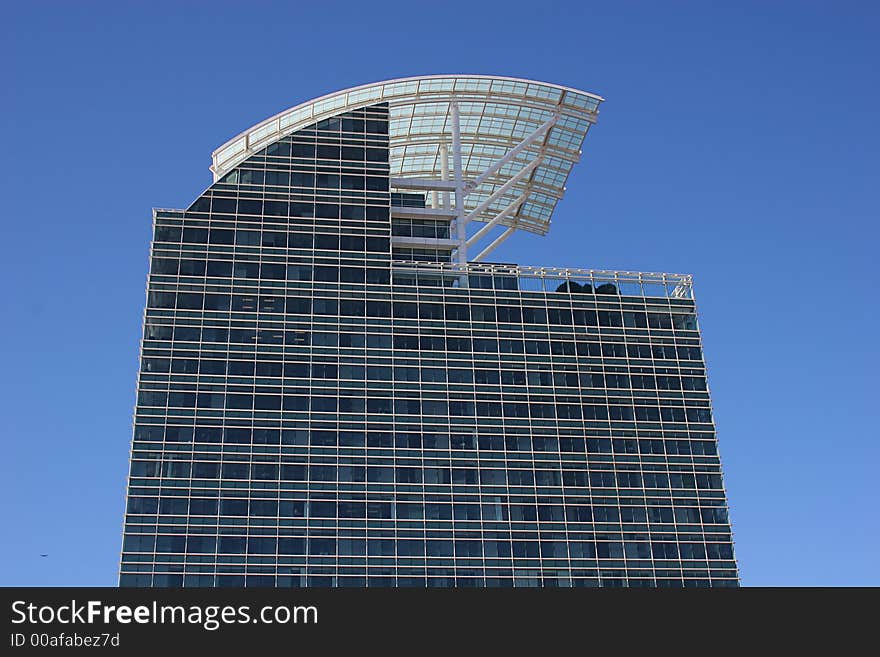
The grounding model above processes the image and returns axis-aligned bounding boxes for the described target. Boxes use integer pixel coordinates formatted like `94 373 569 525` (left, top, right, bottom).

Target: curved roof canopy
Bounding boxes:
211 75 603 241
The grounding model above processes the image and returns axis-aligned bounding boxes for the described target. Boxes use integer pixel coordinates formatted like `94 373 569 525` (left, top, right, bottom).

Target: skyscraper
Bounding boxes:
120 75 738 587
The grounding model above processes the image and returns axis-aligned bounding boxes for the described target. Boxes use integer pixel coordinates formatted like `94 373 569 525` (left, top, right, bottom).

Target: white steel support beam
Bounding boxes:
464 189 530 248
450 102 466 265
471 227 516 262
463 155 542 224
440 143 450 210
463 113 558 195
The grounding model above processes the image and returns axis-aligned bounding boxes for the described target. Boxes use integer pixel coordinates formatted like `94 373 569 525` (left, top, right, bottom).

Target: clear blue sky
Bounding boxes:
1 1 877 587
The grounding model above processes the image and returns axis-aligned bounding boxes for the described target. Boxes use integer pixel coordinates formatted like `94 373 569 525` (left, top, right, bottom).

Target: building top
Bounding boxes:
211 75 604 243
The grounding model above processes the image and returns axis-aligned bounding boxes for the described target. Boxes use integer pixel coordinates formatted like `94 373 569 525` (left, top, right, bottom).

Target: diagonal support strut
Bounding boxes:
463 112 559 196
471 227 516 262
465 189 530 248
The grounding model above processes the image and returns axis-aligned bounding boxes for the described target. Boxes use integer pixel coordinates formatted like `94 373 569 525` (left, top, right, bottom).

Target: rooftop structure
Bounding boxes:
212 75 603 263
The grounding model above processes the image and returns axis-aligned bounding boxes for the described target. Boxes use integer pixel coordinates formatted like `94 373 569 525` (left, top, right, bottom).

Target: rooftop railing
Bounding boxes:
390 260 694 300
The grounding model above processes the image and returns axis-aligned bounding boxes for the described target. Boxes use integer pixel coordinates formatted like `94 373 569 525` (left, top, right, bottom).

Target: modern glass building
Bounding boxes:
120 75 738 587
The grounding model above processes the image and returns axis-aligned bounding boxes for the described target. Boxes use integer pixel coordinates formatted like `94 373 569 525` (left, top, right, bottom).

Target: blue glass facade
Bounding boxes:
120 101 738 587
